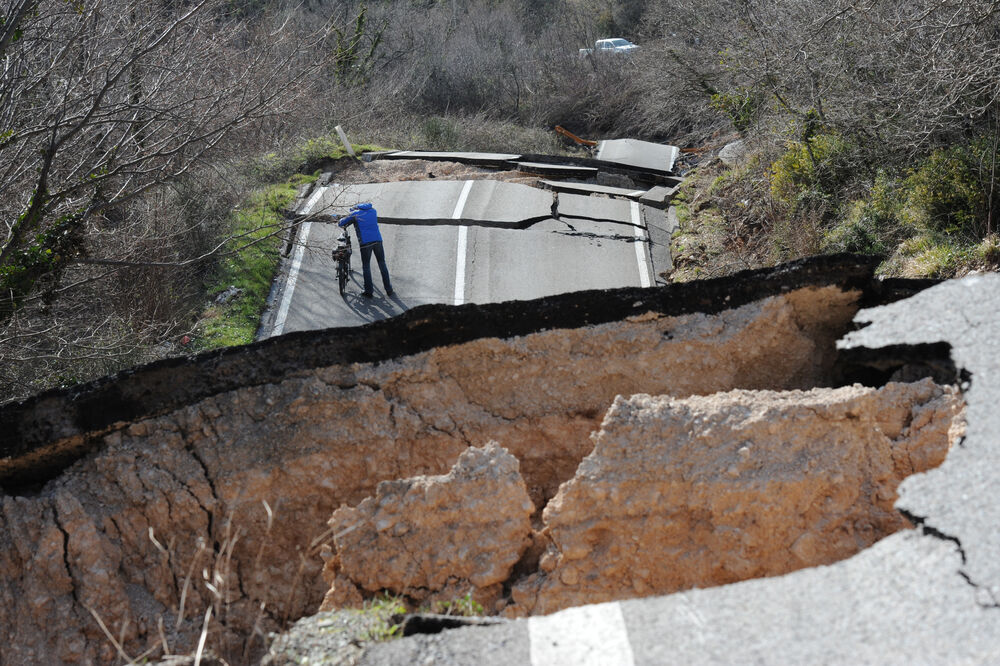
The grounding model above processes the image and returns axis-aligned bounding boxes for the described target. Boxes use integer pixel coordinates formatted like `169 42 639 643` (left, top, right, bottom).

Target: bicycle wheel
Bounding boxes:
337 259 348 295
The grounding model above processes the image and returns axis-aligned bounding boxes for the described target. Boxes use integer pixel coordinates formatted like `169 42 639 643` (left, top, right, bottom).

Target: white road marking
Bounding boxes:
302 185 327 215
452 179 474 219
529 602 636 666
631 201 651 288
453 180 474 305
271 220 312 337
272 185 329 337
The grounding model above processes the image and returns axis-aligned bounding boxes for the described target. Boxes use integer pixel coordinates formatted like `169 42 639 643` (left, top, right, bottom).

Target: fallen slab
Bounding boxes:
638 184 680 209
595 139 680 174
514 162 599 178
368 151 680 186
538 180 647 200
375 151 522 168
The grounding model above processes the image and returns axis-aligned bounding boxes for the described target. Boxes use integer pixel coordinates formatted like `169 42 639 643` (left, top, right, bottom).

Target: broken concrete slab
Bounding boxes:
638 184 680 209
595 139 680 174
375 151 522 168
514 162 599 178
840 273 1000 601
357 532 991 666
0 256 949 663
538 180 647 200
557 192 636 225
644 206 675 279
0 255 922 490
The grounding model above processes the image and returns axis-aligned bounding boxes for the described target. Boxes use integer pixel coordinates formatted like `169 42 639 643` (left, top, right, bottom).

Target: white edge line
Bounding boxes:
302 185 327 215
453 180 474 305
631 201 651 288
272 220 312 337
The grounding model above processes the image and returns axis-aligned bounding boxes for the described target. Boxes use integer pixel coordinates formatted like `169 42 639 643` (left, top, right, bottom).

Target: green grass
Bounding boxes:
357 594 406 642
423 592 484 617
195 173 314 349
193 136 392 352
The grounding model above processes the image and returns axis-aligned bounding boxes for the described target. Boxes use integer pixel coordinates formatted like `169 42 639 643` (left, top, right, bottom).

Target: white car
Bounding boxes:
580 38 640 57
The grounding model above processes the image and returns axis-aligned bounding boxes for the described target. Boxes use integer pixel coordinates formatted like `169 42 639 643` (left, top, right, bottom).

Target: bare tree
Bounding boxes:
0 0 320 317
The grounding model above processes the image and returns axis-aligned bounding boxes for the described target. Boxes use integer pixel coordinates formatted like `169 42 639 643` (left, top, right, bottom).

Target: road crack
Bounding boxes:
898 507 999 608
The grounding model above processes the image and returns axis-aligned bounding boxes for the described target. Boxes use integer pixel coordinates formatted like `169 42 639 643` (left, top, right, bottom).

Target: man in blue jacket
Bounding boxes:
337 202 394 298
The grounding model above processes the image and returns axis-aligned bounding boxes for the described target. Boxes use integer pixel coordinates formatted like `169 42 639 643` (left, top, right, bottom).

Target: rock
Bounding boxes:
511 379 964 615
719 139 748 167
321 443 534 611
213 285 242 305
595 172 636 189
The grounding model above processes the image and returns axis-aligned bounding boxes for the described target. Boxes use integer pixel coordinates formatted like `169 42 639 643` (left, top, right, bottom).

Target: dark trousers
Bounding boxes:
360 241 392 295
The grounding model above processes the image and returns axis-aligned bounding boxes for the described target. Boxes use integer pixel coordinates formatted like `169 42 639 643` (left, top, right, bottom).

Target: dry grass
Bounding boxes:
83 501 294 666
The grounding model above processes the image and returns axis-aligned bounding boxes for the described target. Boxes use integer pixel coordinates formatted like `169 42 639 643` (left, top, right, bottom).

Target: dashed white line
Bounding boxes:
452 179 474 220
528 602 636 666
631 201 651 288
453 180 474 305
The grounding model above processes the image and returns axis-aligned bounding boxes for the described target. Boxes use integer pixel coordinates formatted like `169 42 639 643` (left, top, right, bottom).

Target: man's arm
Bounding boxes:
337 212 357 227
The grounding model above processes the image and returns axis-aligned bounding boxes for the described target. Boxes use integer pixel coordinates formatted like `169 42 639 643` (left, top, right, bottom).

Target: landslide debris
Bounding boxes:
321 443 534 613
511 379 964 615
0 256 951 664
315 380 963 620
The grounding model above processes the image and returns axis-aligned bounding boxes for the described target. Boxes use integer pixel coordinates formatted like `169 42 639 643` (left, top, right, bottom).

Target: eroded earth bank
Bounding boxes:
0 256 964 664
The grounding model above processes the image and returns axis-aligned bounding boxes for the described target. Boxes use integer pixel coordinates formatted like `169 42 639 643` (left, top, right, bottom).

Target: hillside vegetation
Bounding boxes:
2 0 998 401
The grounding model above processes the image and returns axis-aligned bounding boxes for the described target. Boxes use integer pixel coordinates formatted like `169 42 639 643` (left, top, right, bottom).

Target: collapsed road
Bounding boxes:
332 272 1000 666
262 150 678 336
0 255 967 665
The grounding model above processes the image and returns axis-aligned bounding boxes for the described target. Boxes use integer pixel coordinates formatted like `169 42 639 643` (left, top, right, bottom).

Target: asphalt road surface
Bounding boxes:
268 181 664 336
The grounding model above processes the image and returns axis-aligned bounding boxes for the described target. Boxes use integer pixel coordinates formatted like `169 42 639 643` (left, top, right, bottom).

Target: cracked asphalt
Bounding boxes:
264 177 671 336
352 273 1000 665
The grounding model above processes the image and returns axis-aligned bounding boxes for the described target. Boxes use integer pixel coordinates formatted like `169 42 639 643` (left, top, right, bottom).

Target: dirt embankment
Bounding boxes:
315 381 961 618
0 257 957 664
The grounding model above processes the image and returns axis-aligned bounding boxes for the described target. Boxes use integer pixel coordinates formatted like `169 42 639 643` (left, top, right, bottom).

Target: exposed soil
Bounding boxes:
0 256 955 665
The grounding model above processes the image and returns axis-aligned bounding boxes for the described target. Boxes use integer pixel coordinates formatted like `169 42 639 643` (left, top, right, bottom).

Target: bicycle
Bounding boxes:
331 228 353 296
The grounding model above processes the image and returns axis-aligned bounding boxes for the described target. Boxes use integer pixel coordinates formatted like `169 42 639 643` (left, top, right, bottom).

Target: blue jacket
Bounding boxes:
338 202 382 246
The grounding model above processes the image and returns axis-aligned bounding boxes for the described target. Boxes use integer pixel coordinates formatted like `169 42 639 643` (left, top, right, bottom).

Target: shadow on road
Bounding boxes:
342 274 409 323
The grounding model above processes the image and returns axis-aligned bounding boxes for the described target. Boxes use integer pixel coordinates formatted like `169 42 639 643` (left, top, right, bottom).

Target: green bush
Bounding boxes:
252 135 382 183
824 172 908 255
900 143 997 241
769 132 853 211
892 234 968 278
710 88 765 133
